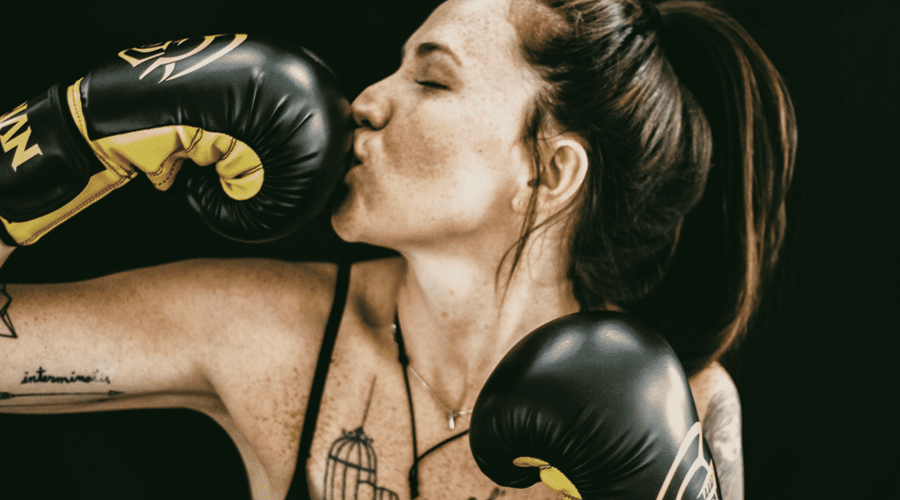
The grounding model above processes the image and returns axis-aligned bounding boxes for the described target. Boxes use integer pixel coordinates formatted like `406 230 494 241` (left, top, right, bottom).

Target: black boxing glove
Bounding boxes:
470 311 721 500
0 33 351 245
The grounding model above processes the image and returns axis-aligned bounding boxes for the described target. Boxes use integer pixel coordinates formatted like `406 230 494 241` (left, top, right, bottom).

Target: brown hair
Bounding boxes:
509 0 797 374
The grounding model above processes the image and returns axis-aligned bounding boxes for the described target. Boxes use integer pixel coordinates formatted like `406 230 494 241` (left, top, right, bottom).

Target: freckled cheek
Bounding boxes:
378 99 523 203
383 118 463 184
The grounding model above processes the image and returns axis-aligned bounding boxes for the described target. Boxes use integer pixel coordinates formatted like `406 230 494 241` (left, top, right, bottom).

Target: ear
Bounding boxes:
535 135 589 213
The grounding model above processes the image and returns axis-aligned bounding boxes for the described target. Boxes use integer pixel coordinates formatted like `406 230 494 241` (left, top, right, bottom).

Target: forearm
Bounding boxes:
0 241 13 269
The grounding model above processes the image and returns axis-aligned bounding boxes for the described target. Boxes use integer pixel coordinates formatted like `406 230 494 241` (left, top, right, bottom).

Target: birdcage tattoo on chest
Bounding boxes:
324 378 398 500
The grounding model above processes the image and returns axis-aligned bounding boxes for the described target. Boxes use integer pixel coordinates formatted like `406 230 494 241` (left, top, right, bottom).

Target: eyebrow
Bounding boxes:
401 41 462 67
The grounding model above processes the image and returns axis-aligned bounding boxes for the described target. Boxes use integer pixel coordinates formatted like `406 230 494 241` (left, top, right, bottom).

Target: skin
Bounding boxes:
3 1 579 496
334 0 539 252
0 0 742 498
332 0 586 406
0 241 13 267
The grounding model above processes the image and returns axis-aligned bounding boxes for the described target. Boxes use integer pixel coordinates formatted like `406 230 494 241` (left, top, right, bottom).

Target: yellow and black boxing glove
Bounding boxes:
470 312 722 500
0 34 351 246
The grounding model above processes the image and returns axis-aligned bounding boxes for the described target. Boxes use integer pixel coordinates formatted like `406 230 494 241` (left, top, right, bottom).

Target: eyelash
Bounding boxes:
415 80 448 90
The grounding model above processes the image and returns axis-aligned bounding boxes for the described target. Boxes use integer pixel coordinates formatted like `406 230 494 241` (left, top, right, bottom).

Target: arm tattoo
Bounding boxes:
1 284 16 339
705 388 744 500
1 389 123 401
1 366 122 405
20 366 112 385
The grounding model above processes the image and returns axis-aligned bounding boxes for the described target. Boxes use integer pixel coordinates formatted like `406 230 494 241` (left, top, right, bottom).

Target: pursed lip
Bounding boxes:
346 147 361 172
349 133 367 170
349 152 362 169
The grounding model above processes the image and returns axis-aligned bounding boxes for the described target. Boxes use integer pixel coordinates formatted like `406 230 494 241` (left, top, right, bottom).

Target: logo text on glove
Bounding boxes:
117 33 248 83
0 103 43 171
655 422 720 500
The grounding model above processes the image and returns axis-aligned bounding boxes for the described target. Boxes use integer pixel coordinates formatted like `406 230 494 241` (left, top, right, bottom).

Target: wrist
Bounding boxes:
0 240 15 268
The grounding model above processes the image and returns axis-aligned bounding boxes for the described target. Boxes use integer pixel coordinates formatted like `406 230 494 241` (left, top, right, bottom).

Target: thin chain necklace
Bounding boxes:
394 315 469 499
405 362 473 430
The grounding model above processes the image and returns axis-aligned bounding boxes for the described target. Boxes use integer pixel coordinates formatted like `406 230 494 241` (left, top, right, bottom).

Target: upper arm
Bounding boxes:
0 258 334 417
1 261 215 414
689 363 744 500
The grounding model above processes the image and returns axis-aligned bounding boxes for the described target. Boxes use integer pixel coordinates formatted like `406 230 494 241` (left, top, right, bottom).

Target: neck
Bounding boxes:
394 233 579 413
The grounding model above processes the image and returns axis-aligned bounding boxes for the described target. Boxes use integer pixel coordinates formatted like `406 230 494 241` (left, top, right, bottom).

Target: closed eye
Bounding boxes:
416 80 449 90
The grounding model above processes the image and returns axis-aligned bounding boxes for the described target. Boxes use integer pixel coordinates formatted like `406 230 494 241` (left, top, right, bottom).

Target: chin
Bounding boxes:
330 191 369 244
330 205 355 243
331 206 405 251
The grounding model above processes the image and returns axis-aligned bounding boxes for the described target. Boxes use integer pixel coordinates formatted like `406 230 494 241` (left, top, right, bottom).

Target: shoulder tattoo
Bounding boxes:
704 386 744 500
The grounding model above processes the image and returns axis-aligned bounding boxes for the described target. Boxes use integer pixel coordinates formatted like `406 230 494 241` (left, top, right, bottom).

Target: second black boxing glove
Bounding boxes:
0 33 351 245
470 311 721 500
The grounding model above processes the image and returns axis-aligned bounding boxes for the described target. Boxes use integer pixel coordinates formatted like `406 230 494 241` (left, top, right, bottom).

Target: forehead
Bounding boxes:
405 0 524 70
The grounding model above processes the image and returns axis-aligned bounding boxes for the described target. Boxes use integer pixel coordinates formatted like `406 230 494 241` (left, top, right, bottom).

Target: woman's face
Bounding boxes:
332 0 542 253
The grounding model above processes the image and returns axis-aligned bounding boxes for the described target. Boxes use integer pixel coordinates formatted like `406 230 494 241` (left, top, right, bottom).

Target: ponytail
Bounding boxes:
510 0 796 375
633 1 798 373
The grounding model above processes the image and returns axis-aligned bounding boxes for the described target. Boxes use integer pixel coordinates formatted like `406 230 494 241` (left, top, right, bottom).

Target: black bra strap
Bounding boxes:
286 260 352 500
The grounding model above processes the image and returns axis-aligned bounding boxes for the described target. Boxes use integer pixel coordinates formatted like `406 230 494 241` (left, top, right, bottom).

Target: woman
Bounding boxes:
0 0 795 499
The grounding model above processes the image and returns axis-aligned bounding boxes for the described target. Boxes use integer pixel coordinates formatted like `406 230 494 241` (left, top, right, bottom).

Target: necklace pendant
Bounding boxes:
448 412 456 430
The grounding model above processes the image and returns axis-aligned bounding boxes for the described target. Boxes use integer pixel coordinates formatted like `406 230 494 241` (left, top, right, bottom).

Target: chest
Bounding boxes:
303 323 557 500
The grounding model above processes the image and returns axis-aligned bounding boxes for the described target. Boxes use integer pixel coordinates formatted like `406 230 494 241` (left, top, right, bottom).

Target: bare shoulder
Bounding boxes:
123 257 342 405
132 258 339 339
688 362 737 424
138 257 339 300
173 259 347 490
203 256 405 496
689 362 744 500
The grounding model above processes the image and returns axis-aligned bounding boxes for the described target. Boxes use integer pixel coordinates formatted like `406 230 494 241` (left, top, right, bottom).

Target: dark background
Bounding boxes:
1 0 897 498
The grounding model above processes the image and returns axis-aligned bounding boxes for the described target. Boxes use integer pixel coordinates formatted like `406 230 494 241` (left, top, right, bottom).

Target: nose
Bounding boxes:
351 78 392 130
